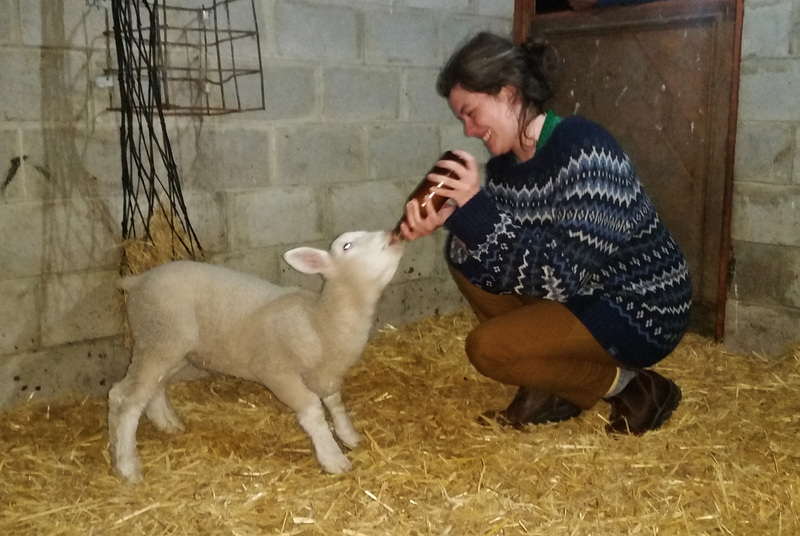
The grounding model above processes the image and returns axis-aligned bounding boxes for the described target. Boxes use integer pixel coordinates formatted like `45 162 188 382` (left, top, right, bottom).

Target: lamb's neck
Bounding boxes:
316 282 378 333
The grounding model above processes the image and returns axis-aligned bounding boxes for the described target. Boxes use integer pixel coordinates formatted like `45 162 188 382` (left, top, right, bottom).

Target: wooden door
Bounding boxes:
514 0 742 338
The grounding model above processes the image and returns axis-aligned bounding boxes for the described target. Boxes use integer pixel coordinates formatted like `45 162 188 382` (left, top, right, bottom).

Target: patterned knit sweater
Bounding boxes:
444 114 692 366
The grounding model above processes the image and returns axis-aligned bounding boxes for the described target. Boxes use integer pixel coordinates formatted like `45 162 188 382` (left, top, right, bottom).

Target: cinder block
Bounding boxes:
275 2 360 62
42 198 119 273
0 337 128 407
229 186 323 249
724 300 800 357
42 270 122 347
442 16 512 59
398 277 465 321
739 59 800 121
742 0 793 59
274 124 365 185
20 126 122 201
730 241 800 308
0 278 39 356
77 127 125 196
328 179 404 236
259 64 318 120
394 235 439 282
180 191 228 254
0 129 23 202
20 0 107 49
365 11 438 66
372 277 465 333
41 49 96 124
373 282 407 330
476 0 515 18
794 128 800 185
316 0 391 6
183 126 272 190
731 182 800 246
0 0 20 44
210 246 283 285
734 121 794 183
406 0 469 11
406 68 455 123
0 47 41 121
0 203 45 278
367 125 440 181
324 67 400 121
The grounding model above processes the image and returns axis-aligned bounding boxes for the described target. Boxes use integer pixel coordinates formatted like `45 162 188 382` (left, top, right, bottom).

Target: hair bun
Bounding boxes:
520 37 550 56
520 36 560 95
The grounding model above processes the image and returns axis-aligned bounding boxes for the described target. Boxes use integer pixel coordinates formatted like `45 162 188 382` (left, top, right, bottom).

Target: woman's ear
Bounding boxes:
499 85 520 118
498 85 517 104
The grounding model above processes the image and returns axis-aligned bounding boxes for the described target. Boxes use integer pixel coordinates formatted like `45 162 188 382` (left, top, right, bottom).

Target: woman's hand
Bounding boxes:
430 149 481 208
398 150 480 241
398 198 455 241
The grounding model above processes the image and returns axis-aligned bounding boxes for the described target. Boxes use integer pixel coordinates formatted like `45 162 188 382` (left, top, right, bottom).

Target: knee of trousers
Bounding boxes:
465 326 503 379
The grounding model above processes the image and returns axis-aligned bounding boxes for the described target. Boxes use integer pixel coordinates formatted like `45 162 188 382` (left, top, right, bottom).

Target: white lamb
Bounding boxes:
108 230 404 483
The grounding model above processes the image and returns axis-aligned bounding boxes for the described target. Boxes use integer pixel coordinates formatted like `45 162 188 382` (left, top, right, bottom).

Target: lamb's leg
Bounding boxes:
108 375 148 483
262 374 352 473
322 392 362 449
296 398 353 473
144 384 185 433
145 363 208 432
108 356 184 483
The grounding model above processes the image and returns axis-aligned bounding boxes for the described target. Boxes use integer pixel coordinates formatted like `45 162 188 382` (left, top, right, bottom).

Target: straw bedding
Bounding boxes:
1 311 798 535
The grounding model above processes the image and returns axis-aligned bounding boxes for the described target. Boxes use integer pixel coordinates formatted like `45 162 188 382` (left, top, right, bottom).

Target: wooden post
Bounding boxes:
513 0 536 44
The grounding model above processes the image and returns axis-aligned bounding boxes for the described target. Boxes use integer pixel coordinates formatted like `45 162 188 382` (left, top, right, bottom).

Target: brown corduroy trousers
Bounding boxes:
452 268 620 410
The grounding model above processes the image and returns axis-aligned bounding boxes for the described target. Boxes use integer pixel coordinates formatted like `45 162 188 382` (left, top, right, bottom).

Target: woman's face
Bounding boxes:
448 84 519 156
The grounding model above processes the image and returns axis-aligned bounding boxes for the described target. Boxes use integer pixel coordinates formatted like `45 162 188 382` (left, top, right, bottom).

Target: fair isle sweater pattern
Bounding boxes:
444 115 692 354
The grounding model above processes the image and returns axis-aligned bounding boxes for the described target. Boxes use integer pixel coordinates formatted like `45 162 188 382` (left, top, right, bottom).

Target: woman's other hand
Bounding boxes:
429 150 481 208
398 150 480 241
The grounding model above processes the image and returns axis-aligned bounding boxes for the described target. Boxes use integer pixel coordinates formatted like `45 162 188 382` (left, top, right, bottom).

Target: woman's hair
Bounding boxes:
436 32 557 147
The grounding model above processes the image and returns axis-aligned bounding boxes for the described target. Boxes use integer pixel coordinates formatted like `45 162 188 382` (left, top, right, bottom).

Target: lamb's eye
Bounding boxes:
343 242 352 251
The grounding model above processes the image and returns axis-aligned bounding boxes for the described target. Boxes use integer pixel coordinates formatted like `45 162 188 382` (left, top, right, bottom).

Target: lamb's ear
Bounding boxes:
283 247 332 275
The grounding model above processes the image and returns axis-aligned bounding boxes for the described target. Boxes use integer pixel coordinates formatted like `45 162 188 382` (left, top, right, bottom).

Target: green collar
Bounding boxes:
537 110 562 149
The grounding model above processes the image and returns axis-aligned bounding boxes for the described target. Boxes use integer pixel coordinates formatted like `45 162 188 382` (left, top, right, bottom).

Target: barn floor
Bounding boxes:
1 310 799 535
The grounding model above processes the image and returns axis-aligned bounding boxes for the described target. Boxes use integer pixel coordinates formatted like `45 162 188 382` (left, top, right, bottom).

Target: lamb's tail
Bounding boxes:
116 274 142 292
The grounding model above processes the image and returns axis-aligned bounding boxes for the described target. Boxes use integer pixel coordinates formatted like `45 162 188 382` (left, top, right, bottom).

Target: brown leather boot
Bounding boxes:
482 387 582 429
606 369 681 435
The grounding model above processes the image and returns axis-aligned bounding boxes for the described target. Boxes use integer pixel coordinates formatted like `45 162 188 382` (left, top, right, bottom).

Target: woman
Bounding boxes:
398 32 692 435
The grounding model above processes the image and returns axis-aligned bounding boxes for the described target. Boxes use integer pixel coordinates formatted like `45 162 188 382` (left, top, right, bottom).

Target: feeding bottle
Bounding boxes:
393 150 465 237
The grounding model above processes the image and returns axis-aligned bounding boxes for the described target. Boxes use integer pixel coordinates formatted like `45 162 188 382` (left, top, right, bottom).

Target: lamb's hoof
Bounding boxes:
321 454 353 474
338 430 363 450
114 458 143 484
159 421 185 434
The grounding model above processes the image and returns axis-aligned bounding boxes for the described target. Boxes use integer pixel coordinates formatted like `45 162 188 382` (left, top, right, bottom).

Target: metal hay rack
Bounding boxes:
103 0 266 266
105 0 265 116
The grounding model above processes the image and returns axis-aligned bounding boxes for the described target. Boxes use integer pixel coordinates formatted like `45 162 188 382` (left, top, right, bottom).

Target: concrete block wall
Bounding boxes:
0 0 513 408
2 0 797 408
725 0 800 356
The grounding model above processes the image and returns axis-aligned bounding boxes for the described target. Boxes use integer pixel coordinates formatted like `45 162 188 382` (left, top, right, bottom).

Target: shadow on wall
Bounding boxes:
0 3 126 407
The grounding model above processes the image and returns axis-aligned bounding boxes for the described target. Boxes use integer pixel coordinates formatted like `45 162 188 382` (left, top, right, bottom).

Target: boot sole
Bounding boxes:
648 381 682 432
479 406 582 429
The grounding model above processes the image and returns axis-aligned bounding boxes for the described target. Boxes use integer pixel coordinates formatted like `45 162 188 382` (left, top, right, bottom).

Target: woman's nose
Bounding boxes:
463 120 480 138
